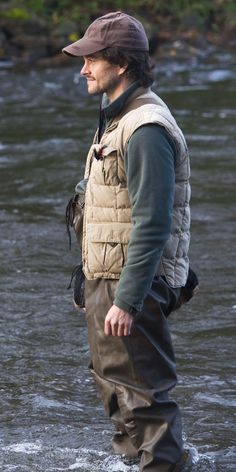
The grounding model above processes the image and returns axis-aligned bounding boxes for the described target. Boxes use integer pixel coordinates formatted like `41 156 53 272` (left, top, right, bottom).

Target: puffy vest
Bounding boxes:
82 87 190 287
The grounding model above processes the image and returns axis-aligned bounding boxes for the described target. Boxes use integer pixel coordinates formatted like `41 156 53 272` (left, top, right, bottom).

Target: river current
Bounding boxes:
0 48 236 471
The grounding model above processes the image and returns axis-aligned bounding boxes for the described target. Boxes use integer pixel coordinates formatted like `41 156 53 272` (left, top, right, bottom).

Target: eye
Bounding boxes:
87 57 96 64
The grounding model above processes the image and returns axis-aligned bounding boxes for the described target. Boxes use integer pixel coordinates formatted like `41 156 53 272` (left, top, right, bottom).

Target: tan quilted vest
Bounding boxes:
82 87 190 287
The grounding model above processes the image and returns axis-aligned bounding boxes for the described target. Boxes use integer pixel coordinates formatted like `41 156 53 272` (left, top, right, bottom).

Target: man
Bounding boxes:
63 11 192 472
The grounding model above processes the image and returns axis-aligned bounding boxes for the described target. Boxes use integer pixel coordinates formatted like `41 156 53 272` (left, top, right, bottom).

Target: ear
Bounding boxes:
117 63 128 76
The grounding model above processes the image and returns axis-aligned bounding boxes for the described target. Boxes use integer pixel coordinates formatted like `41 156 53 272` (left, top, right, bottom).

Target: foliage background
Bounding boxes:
1 0 235 65
1 0 236 36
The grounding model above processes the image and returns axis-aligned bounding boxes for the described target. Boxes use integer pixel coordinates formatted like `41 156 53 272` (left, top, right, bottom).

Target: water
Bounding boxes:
0 48 236 471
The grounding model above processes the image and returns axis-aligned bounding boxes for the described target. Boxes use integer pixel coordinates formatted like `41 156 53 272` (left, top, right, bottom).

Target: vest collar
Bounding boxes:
102 81 139 122
98 83 152 141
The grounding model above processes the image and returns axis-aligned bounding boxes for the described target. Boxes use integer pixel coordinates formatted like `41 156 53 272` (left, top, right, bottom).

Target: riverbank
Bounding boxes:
0 12 236 69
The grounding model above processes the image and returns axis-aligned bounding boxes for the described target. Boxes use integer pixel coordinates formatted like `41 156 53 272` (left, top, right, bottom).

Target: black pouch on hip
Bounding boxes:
67 263 85 309
175 267 199 310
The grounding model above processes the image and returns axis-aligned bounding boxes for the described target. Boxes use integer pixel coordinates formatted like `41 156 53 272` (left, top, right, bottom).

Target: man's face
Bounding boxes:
80 54 127 102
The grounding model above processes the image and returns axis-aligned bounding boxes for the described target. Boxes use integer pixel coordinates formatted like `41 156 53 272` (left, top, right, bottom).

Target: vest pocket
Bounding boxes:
101 150 119 186
87 240 126 275
85 223 130 277
104 242 125 273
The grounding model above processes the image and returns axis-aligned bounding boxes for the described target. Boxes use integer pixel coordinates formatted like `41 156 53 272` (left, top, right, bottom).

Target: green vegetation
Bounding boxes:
1 0 236 35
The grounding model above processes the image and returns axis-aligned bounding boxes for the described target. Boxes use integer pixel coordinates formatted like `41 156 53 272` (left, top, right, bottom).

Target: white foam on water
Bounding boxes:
2 441 42 454
68 449 138 472
0 441 219 471
184 444 218 471
69 458 91 470
103 455 138 471
68 464 80 470
196 392 236 407
184 443 200 465
2 466 22 471
66 447 107 470
79 447 107 457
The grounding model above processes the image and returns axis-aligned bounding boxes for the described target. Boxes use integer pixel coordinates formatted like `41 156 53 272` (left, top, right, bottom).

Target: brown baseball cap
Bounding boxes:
62 11 149 57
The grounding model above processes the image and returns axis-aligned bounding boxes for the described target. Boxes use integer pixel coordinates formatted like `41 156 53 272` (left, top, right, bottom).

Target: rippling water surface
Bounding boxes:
0 49 236 471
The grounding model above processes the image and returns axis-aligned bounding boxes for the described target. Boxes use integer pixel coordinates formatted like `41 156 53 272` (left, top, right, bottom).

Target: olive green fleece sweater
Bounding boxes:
99 83 176 314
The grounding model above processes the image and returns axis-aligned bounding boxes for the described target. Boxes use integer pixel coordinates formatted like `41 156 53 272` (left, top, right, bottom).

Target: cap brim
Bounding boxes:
62 38 105 57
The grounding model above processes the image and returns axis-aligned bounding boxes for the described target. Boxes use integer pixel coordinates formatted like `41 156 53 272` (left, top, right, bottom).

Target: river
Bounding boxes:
0 47 236 471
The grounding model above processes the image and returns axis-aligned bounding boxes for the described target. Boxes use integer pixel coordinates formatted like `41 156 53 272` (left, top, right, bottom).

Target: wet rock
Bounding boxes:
0 27 10 60
0 16 50 64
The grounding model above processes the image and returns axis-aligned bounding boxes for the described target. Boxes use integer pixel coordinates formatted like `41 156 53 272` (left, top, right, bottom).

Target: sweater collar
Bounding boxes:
97 82 151 142
101 81 140 122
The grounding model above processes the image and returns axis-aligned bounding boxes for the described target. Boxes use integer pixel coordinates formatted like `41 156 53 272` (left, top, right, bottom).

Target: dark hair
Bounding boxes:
99 47 154 88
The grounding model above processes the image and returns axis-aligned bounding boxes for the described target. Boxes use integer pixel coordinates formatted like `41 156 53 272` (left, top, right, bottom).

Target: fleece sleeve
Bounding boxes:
113 124 176 314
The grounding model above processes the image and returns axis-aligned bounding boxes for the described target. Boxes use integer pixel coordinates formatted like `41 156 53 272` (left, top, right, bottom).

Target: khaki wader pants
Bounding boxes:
85 276 183 472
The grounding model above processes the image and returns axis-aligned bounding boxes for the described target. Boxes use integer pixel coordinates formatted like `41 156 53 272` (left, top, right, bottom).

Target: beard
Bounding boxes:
86 74 123 101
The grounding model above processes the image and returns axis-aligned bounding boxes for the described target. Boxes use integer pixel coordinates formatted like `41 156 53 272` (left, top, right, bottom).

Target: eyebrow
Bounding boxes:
85 52 103 60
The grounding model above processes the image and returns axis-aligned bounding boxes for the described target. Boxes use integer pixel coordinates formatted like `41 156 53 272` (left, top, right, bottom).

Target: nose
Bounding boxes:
81 61 90 76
